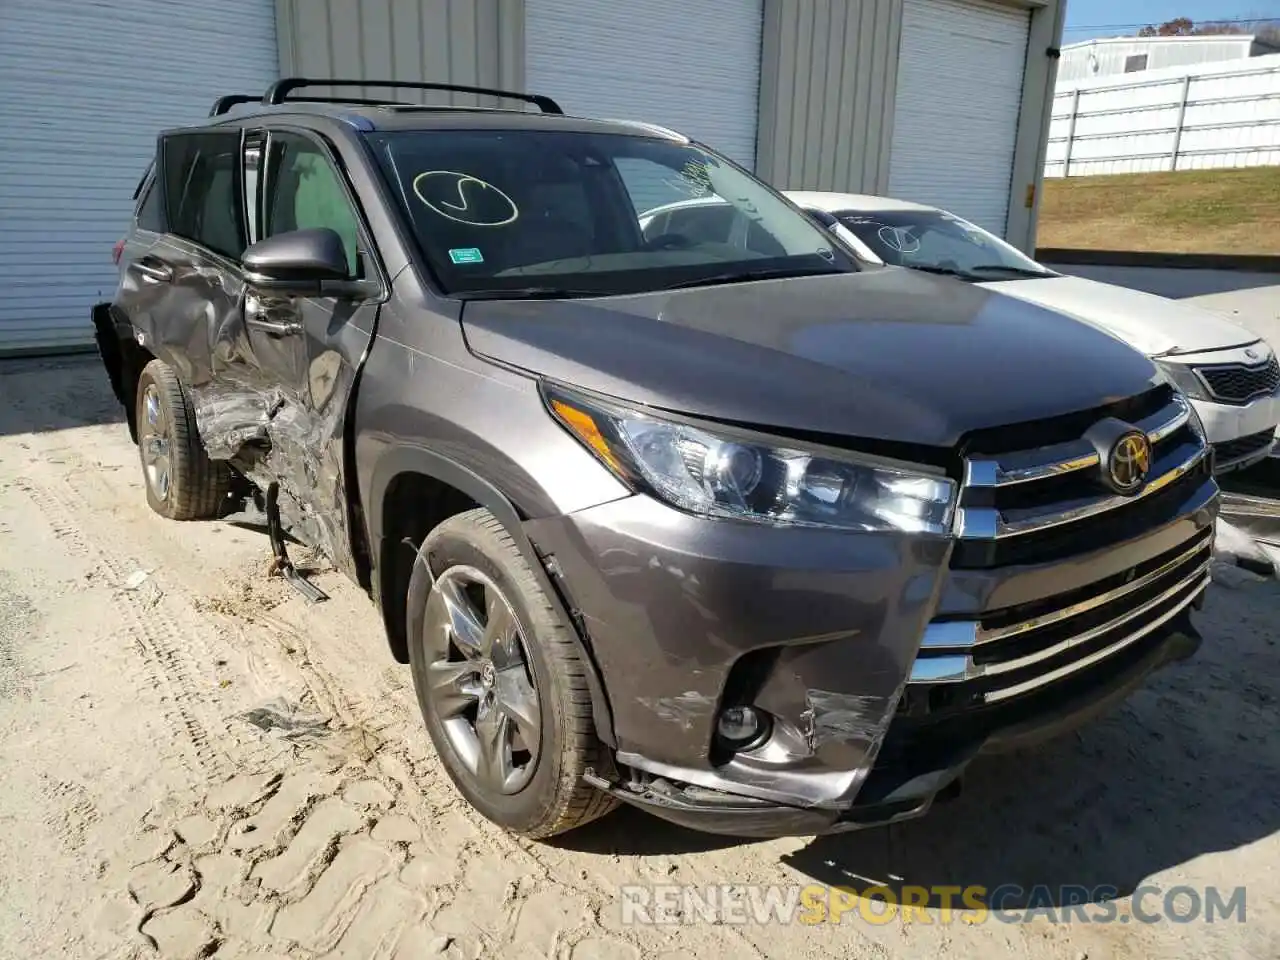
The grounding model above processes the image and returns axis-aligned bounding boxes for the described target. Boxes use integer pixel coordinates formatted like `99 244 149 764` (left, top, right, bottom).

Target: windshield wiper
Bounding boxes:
456 286 602 301
963 264 1055 278
660 267 844 291
902 264 970 279
900 263 1052 282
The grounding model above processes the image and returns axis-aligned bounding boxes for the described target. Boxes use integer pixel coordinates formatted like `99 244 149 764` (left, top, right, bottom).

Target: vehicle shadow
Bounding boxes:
0 355 127 439
565 581 1280 906
547 801 769 856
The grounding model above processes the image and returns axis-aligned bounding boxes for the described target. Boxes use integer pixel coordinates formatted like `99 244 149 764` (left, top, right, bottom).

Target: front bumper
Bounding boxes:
1165 343 1280 472
525 467 1218 837
1193 393 1280 472
585 618 1202 837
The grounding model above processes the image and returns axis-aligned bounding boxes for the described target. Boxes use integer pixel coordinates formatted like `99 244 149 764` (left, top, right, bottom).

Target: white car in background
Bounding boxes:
637 192 1280 474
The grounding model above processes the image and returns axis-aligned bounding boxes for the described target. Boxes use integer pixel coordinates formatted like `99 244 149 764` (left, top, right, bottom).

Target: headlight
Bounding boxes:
545 387 956 534
1185 397 1207 439
1155 360 1209 402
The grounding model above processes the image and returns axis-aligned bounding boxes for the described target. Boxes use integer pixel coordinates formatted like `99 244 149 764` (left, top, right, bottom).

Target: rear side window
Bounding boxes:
162 131 246 259
136 175 164 232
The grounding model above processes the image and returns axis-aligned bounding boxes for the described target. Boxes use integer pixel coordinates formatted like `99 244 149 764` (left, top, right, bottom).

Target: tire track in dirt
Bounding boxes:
41 776 102 853
5 391 821 956
49 437 374 737
13 473 235 783
5 437 621 954
0 568 35 701
4 373 809 958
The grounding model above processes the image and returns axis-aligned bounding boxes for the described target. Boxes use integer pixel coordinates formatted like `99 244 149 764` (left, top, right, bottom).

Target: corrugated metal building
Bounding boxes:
0 0 1066 355
1058 34 1280 84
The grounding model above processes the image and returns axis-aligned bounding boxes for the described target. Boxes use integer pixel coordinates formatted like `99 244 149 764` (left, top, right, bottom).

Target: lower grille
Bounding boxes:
1213 429 1276 468
1196 355 1280 405
910 529 1212 705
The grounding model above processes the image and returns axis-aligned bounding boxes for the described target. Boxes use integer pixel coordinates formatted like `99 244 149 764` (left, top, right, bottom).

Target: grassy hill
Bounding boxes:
1036 167 1280 255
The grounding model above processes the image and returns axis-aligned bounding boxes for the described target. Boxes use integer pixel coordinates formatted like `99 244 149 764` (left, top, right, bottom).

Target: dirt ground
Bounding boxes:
1 358 1278 960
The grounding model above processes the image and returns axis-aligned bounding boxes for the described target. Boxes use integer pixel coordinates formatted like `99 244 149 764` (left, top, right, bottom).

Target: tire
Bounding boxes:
408 508 618 838
135 359 231 520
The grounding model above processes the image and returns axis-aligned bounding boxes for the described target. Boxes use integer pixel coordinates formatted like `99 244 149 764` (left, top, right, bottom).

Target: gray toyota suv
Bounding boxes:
92 79 1219 840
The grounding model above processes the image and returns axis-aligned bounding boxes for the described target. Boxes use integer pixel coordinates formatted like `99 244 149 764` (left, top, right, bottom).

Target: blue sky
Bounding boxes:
1063 1 1280 43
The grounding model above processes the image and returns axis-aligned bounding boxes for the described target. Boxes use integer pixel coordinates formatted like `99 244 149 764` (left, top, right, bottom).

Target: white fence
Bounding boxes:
1045 53 1280 177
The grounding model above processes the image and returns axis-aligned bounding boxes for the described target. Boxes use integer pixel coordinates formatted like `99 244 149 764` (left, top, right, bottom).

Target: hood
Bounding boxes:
461 268 1162 450
983 274 1258 357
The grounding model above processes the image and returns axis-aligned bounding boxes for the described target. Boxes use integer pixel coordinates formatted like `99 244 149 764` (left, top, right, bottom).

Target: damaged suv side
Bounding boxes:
93 79 1219 839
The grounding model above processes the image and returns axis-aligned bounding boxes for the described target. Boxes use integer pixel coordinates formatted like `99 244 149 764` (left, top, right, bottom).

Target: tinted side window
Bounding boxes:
136 175 164 232
162 132 246 259
264 132 362 278
244 136 265 245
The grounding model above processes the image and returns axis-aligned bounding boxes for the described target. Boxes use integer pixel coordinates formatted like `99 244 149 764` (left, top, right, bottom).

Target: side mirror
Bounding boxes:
243 228 349 293
805 209 841 233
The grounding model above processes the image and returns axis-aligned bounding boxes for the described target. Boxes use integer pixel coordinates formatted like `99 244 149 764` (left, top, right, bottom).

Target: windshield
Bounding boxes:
367 129 854 296
834 209 1054 281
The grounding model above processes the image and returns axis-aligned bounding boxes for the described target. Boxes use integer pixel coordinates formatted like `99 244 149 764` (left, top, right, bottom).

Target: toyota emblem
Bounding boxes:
1108 432 1152 494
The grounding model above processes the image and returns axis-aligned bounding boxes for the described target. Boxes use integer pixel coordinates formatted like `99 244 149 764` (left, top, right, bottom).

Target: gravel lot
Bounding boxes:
1 358 1277 960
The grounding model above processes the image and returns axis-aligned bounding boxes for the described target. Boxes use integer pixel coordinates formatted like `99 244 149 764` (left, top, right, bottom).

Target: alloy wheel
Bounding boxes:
140 384 171 502
422 565 541 794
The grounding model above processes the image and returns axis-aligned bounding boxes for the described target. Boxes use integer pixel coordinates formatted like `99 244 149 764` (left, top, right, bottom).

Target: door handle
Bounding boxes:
134 258 173 283
246 316 303 337
245 294 303 337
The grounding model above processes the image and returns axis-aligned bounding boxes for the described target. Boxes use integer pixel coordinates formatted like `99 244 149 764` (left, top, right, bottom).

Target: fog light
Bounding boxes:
716 706 769 749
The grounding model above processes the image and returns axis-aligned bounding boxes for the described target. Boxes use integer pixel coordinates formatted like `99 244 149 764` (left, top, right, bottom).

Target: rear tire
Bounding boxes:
135 360 230 520
408 508 618 838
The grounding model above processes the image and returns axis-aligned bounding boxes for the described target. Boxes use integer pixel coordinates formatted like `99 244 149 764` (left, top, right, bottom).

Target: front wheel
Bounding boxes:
408 508 618 838
135 360 230 520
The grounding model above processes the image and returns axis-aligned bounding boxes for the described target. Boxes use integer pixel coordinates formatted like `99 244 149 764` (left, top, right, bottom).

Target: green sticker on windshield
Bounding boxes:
449 247 485 264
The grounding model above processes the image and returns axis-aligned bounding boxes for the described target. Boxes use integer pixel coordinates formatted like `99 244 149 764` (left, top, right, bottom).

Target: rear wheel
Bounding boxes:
135 360 230 520
408 508 617 838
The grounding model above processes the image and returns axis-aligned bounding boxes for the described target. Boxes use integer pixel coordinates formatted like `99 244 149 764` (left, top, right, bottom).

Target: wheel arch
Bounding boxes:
93 301 154 443
369 446 616 747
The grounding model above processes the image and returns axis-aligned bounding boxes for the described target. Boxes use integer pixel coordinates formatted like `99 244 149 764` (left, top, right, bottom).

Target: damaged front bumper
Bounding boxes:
585 616 1200 837
526 480 1216 838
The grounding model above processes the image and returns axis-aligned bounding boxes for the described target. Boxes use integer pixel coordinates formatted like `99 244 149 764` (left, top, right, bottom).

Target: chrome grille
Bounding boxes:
912 529 1212 703
913 390 1219 704
952 392 1212 567
1196 354 1280 405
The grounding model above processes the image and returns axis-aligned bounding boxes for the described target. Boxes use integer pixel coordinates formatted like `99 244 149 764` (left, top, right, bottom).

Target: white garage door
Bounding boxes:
526 0 763 173
0 0 278 355
888 0 1030 235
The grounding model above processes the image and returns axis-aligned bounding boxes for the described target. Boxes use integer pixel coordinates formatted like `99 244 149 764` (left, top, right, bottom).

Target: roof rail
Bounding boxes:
209 94 259 117
598 119 689 142
262 77 564 115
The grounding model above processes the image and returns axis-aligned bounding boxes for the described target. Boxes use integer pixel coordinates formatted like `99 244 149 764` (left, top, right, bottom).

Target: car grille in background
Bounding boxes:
1196 354 1280 405
1213 428 1277 468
